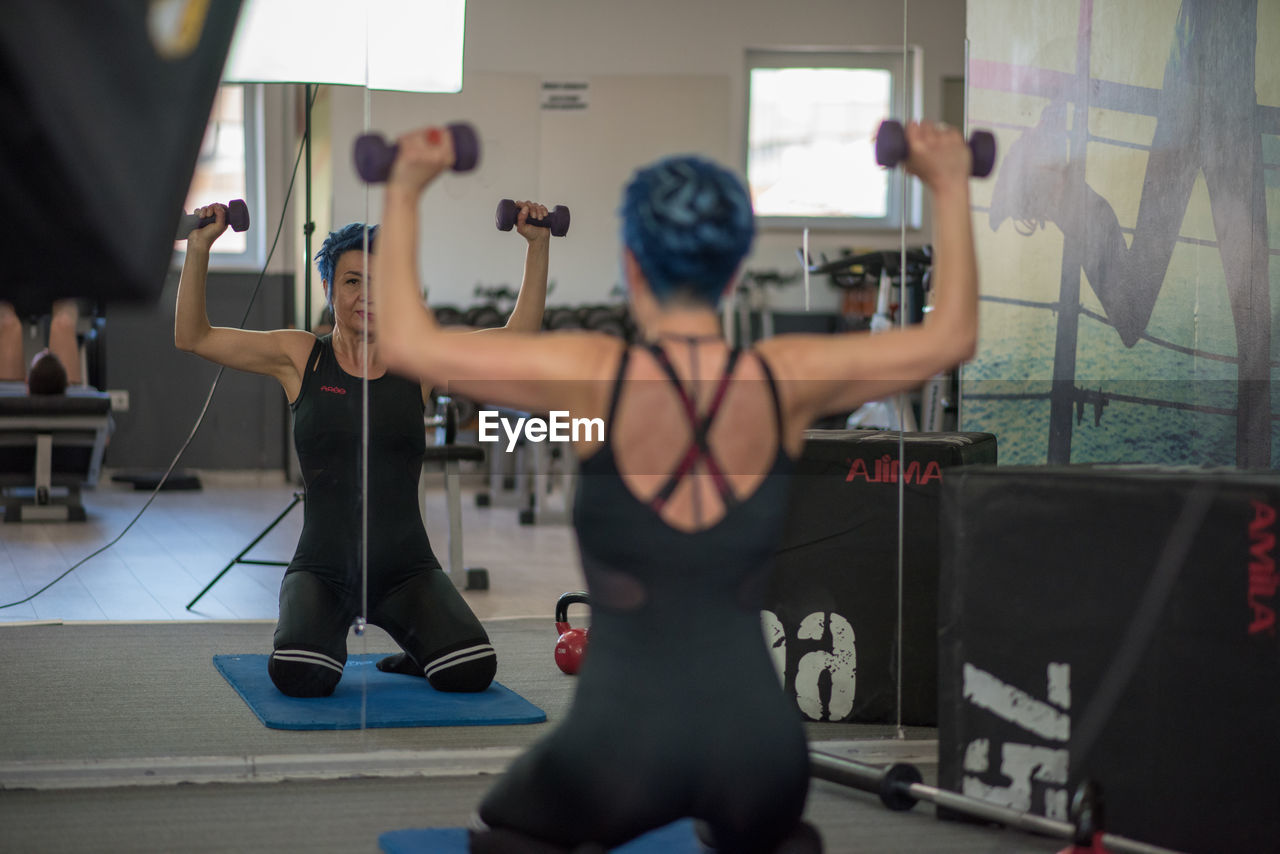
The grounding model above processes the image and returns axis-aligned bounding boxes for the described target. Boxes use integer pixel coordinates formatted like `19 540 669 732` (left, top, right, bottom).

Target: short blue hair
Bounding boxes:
314 222 379 285
620 155 755 306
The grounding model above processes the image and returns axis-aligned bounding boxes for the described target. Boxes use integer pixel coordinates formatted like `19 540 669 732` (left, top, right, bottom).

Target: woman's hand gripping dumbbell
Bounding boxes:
495 199 570 237
176 199 250 240
353 123 481 183
874 119 996 178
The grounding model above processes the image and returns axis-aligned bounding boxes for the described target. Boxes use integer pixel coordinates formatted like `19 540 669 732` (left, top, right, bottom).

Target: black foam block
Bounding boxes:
938 466 1280 853
765 430 996 725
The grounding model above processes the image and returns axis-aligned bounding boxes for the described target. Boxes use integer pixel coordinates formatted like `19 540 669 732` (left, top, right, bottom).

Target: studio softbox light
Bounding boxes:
224 0 465 93
0 0 242 315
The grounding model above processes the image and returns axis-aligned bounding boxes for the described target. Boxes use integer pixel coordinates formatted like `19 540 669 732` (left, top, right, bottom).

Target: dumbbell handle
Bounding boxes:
874 120 997 178
353 122 480 183
176 199 250 239
496 199 571 237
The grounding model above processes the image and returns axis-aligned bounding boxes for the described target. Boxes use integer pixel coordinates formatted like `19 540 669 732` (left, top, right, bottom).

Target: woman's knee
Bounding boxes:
424 642 497 692
268 647 344 697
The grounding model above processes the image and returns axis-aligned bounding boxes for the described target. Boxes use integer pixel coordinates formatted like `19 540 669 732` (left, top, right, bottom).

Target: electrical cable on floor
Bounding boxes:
0 86 318 611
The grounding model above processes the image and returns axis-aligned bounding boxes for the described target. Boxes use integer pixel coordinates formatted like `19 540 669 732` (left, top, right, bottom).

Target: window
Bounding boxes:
746 48 920 230
177 83 264 267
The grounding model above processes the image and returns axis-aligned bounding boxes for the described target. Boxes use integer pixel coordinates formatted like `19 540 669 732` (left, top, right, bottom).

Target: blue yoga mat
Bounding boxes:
213 653 546 730
379 819 702 854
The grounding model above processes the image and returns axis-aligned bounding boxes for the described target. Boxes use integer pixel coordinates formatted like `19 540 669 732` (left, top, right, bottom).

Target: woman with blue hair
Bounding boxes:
374 122 978 853
175 200 553 698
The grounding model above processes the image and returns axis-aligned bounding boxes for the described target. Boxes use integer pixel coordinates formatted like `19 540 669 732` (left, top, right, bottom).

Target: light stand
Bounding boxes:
187 82 316 612
303 83 315 334
187 491 303 610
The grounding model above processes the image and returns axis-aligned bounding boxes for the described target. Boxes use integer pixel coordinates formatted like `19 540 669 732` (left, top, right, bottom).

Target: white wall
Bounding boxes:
276 0 967 316
328 73 732 309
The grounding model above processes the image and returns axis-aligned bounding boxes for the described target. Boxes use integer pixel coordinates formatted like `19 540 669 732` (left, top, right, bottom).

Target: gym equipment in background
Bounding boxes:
213 653 544 730
765 431 997 726
810 753 1179 854
421 394 489 592
0 390 113 522
939 466 1280 852
554 591 590 675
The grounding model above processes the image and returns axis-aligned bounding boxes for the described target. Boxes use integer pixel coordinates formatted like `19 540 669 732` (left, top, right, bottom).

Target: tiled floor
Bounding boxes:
0 469 582 623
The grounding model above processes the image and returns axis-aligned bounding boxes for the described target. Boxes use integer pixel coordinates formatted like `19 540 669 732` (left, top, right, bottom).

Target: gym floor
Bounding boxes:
0 468 583 623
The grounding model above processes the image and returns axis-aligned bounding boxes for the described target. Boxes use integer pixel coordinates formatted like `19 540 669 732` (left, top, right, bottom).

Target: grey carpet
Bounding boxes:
0 774 1064 854
0 619 931 764
0 619 572 762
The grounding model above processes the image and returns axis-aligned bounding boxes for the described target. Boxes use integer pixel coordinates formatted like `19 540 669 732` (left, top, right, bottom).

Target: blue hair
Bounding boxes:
620 155 755 306
314 222 379 285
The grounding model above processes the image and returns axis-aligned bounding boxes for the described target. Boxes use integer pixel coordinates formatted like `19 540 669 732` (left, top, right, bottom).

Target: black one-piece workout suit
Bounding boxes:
477 343 809 852
268 335 495 697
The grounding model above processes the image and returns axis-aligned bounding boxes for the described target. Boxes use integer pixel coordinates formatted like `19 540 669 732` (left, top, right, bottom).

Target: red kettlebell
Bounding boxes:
554 591 590 675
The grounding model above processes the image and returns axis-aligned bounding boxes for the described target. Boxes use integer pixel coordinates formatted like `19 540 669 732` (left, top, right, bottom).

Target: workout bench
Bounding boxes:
0 389 112 522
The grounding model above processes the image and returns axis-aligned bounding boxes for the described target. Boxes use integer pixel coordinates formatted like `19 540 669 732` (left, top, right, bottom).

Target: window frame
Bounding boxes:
744 46 922 232
173 82 267 272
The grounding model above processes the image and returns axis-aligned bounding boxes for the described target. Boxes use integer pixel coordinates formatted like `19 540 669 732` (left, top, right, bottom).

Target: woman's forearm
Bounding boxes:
506 237 549 332
174 247 213 351
377 187 438 367
923 179 979 362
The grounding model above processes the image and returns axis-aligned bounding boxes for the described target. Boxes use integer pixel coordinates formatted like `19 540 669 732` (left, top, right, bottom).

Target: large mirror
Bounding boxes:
345 0 941 736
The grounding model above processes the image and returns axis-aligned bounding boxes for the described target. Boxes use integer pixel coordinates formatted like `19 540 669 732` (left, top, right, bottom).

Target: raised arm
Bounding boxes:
482 201 550 334
174 204 312 399
758 120 979 433
375 129 616 416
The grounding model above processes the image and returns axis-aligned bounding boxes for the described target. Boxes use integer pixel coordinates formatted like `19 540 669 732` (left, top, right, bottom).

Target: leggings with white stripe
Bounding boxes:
269 568 496 698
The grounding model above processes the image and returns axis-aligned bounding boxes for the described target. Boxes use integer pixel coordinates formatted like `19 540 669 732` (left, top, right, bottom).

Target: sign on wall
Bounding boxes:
541 81 590 111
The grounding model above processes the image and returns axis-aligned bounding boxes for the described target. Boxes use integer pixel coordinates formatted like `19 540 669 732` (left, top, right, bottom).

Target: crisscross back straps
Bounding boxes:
647 344 741 513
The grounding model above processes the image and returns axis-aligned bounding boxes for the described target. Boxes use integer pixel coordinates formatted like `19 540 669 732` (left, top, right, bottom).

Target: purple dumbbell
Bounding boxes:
176 199 250 239
353 123 481 183
495 199 571 237
874 119 996 178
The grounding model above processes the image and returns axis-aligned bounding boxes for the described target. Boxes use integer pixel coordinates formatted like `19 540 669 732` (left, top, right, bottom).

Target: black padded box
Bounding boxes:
764 430 997 725
938 466 1280 853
